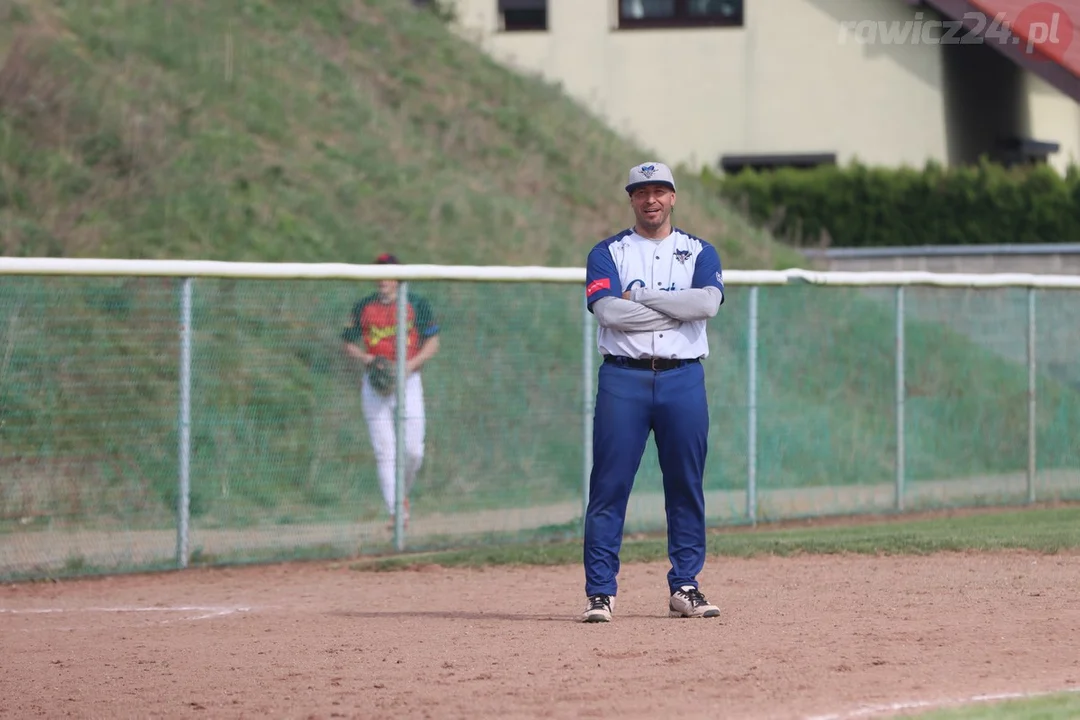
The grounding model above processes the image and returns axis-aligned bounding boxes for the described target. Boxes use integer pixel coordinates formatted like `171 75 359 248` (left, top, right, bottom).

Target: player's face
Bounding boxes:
630 185 676 233
377 279 398 302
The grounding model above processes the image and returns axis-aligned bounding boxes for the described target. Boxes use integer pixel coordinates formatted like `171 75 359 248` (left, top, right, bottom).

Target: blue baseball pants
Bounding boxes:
583 359 710 597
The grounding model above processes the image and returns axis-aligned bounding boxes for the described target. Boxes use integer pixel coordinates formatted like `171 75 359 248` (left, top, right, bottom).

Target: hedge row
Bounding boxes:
704 159 1080 248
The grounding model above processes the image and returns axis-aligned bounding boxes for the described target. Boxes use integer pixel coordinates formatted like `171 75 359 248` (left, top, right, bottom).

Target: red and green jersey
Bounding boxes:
341 292 439 361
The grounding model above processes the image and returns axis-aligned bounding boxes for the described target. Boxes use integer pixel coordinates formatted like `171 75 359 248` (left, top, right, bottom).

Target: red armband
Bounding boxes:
586 278 611 297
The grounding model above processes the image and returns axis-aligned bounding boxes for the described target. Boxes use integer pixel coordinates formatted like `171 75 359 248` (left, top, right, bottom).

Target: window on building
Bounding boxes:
618 0 743 29
499 0 547 31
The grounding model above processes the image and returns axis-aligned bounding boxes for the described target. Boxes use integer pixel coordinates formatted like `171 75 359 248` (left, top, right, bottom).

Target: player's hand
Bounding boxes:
622 290 631 300
346 346 376 366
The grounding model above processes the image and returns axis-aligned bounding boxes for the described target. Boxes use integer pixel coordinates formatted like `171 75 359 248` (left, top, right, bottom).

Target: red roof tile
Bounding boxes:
967 0 1080 76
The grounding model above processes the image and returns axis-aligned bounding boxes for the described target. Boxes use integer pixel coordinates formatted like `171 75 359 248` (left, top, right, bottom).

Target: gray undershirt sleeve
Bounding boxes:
629 286 724 322
592 297 682 332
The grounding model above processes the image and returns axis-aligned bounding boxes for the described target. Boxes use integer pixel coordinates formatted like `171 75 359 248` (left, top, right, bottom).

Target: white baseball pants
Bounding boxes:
361 371 426 516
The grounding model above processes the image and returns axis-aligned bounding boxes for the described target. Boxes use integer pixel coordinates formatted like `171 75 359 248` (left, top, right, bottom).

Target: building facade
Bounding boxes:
449 0 1080 175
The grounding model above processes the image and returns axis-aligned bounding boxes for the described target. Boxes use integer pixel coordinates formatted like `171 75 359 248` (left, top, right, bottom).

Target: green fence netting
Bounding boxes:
2 276 1078 581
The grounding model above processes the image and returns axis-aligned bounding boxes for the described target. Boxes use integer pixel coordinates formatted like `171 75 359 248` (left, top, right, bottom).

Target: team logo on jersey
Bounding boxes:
626 279 675 292
674 249 691 264
639 164 658 178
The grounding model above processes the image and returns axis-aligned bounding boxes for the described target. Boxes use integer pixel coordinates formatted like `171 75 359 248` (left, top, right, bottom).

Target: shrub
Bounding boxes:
705 158 1080 248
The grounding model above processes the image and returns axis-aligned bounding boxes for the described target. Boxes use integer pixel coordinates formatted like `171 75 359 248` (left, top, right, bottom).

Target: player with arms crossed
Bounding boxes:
342 253 441 526
580 162 725 623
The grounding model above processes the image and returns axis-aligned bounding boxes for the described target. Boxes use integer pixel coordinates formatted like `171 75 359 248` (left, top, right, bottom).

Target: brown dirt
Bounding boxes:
2 551 1080 720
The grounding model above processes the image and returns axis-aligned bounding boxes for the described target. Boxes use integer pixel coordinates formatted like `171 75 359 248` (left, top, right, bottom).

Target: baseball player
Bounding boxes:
580 162 725 623
341 253 441 526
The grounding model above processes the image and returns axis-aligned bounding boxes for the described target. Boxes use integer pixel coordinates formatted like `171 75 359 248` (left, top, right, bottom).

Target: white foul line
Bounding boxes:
806 686 1080 720
0 605 252 621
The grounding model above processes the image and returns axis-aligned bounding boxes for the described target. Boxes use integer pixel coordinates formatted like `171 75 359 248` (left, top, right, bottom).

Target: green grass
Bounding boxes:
351 505 1080 571
896 690 1080 719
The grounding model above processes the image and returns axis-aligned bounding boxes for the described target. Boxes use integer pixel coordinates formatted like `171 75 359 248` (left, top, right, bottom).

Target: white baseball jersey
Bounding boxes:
585 228 725 359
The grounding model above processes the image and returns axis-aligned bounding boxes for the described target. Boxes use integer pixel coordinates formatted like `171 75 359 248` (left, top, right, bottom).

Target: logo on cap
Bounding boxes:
626 162 675 194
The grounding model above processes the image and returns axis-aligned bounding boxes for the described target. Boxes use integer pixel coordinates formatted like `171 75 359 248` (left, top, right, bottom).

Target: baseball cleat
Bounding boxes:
669 585 720 618
581 593 613 623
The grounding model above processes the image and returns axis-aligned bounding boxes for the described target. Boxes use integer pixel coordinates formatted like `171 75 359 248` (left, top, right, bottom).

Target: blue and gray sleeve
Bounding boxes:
585 246 621 311
586 245 681 330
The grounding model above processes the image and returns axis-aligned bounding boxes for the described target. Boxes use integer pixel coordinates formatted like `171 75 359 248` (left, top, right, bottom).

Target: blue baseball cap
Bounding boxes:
625 162 676 194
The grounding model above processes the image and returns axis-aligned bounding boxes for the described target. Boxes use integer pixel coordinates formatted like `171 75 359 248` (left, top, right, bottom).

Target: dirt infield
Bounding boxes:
2 551 1079 720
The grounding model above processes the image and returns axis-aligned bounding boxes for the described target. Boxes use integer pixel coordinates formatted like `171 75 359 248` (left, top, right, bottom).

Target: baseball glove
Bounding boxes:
368 356 395 396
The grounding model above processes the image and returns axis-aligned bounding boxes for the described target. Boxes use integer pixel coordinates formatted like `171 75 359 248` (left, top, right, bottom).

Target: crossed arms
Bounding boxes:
592 286 724 331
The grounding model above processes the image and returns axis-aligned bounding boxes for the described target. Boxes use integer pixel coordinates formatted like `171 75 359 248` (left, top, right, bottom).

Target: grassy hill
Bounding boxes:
1 0 1078 559
0 0 796 268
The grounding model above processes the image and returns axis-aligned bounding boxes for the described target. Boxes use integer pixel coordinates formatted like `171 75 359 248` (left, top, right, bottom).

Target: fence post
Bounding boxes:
177 277 193 569
393 280 409 552
747 286 759 526
1027 287 1037 504
895 286 905 512
582 299 594 524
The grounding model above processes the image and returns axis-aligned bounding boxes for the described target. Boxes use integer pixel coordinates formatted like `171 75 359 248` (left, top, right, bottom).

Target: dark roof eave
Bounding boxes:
920 0 1080 103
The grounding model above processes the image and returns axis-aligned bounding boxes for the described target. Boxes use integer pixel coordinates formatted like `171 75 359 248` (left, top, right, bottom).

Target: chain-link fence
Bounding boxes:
2 261 1078 581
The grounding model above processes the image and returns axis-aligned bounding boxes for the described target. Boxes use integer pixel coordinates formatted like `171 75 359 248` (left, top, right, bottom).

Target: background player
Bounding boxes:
342 253 441 526
580 162 725 622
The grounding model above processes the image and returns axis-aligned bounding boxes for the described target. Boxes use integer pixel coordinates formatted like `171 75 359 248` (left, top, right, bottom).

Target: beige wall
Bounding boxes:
1024 73 1080 174
451 0 1080 173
